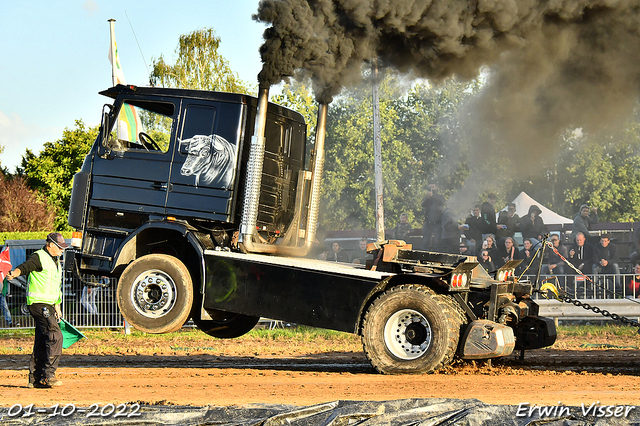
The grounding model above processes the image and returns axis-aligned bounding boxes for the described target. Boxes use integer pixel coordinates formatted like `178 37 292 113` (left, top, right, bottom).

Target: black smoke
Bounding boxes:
254 0 640 163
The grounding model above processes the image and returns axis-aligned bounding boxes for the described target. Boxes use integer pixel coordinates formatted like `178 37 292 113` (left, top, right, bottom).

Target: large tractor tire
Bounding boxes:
361 284 463 374
193 310 260 339
117 254 193 334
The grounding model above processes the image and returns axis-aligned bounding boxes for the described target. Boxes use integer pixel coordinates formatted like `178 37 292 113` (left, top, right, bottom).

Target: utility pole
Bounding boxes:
372 58 385 242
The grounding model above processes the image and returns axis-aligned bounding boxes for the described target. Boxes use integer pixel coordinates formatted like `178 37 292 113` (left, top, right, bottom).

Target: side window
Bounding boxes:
265 119 289 155
105 100 174 153
180 105 216 142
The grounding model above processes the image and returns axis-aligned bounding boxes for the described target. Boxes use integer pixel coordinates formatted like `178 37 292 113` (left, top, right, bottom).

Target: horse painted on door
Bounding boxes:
179 134 235 188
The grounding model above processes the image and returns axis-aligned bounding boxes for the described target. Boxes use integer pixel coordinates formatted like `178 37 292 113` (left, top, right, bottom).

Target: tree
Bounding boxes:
319 69 480 231
150 28 253 94
0 175 54 231
22 120 97 230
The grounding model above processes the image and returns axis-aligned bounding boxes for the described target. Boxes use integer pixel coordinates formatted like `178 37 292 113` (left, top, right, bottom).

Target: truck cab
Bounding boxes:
70 85 307 276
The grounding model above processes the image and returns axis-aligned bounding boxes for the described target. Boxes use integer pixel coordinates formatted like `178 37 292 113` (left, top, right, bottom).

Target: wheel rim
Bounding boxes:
130 269 177 319
384 309 432 360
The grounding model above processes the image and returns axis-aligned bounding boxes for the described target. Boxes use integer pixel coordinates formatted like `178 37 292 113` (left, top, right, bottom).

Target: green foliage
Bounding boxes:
150 28 254 94
319 70 478 230
21 121 97 231
0 177 55 233
556 121 640 222
0 231 72 245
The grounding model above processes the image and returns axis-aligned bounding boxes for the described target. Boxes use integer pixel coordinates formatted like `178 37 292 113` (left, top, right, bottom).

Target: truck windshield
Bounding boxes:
104 100 174 153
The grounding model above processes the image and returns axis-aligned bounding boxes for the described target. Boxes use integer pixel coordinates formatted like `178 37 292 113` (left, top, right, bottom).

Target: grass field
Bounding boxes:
0 323 638 356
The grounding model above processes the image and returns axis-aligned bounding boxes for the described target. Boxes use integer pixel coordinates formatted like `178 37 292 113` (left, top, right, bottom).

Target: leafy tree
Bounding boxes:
150 28 253 94
319 69 480 231
0 175 55 232
22 120 97 230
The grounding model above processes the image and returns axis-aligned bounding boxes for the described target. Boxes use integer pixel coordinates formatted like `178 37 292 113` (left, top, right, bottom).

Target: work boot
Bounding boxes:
26 382 34 388
34 377 63 388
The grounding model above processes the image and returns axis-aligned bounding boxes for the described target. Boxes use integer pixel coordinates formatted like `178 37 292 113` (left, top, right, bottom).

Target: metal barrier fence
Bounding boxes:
2 272 639 330
1 272 123 329
522 273 639 300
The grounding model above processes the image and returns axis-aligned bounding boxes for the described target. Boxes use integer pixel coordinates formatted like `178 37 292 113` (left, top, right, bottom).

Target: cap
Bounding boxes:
46 232 69 249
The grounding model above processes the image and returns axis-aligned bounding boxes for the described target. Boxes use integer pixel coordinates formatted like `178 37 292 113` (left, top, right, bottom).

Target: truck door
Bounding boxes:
90 97 178 216
165 101 243 222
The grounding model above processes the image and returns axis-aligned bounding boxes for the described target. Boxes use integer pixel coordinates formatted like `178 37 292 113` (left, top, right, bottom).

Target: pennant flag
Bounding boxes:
108 19 143 142
108 19 126 86
58 318 87 349
0 247 11 281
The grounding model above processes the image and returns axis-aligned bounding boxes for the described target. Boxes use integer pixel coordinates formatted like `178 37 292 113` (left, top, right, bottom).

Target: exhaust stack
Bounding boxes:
240 85 328 257
305 103 328 246
239 85 270 240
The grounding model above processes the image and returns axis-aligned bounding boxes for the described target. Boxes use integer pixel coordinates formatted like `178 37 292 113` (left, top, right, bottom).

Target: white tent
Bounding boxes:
499 191 572 225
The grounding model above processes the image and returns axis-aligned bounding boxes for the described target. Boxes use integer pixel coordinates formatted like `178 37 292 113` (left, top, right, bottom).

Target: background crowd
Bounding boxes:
318 186 640 296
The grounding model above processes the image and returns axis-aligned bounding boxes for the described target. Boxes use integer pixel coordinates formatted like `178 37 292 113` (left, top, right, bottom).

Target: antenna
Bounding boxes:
125 10 150 78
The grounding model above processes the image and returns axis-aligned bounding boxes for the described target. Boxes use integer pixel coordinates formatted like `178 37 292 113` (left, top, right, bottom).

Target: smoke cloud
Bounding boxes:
254 0 640 163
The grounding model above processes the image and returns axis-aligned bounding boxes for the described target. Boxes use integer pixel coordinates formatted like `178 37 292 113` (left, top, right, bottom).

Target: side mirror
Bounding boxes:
98 106 113 159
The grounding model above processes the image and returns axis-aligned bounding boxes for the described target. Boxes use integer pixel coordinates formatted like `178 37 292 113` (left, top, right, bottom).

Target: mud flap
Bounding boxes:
459 320 515 359
514 315 557 350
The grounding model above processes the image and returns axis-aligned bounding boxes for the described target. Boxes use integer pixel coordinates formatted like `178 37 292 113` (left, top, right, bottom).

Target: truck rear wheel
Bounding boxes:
194 310 260 338
117 254 193 334
361 284 462 374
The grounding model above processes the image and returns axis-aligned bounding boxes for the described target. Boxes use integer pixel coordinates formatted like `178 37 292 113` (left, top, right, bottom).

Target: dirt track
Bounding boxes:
1 331 639 408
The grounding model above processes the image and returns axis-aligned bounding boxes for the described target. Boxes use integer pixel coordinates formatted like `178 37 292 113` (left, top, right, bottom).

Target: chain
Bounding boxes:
556 292 640 328
539 238 640 329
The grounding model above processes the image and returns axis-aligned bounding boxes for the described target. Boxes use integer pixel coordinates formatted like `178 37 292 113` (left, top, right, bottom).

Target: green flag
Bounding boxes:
58 318 86 349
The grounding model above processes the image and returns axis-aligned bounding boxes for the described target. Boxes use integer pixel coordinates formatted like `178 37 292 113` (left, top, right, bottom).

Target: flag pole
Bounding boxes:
108 19 118 87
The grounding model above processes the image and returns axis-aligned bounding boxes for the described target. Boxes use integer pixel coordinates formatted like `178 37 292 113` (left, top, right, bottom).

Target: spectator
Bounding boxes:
1 277 16 327
81 276 106 319
459 242 471 256
568 232 594 274
329 242 350 263
464 205 483 254
628 224 640 268
572 204 599 243
479 249 496 273
317 245 330 261
391 213 412 241
627 262 640 297
482 234 499 261
593 233 620 276
421 183 445 250
352 239 372 265
520 205 545 240
441 207 464 254
496 236 521 269
517 238 540 276
497 203 520 239
542 235 568 276
480 193 498 238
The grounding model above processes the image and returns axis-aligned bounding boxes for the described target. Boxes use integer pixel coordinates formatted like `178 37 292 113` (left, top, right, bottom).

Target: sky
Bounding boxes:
0 0 265 172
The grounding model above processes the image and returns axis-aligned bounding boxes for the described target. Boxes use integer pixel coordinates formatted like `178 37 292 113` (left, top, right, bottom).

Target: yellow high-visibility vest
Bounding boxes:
26 249 62 306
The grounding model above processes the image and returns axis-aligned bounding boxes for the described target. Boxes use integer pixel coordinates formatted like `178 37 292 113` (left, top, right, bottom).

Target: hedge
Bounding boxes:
0 231 73 246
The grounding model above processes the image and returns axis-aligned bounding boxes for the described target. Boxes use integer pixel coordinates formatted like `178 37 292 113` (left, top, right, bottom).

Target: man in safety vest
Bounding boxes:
7 233 68 388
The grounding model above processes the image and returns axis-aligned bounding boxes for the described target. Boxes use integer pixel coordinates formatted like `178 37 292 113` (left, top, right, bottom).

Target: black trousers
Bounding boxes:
28 303 62 384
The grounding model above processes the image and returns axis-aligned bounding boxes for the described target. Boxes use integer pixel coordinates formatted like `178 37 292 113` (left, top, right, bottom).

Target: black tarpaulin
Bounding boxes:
0 398 637 426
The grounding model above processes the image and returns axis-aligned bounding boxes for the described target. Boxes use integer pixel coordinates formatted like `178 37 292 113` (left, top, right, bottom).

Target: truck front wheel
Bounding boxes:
362 284 463 374
117 254 193 333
